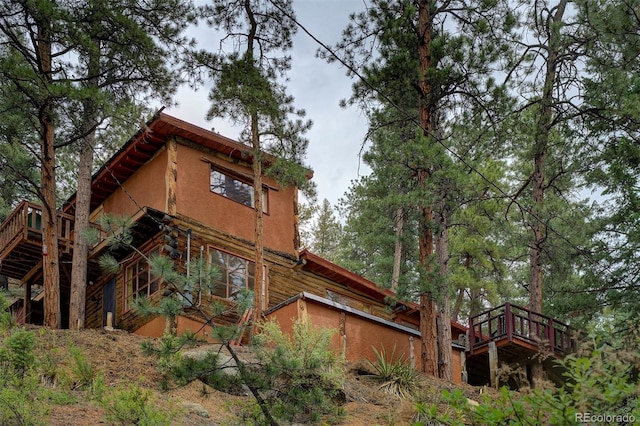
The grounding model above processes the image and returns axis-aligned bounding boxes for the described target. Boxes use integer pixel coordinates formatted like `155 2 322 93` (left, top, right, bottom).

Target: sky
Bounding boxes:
165 0 371 208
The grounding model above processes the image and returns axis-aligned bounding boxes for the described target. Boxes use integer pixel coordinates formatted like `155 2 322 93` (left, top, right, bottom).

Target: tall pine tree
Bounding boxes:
327 0 517 380
198 0 313 334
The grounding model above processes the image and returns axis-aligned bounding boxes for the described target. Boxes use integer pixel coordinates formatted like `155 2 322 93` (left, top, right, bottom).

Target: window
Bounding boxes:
210 167 268 212
209 248 256 300
125 248 161 311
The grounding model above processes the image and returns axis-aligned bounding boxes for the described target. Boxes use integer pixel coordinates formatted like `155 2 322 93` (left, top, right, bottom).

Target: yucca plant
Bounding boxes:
368 345 421 398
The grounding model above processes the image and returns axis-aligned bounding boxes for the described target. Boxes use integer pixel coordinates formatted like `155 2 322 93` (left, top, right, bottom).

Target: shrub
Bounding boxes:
0 328 48 425
368 345 421 398
0 328 35 383
70 346 94 389
414 331 640 425
252 319 346 424
101 384 173 425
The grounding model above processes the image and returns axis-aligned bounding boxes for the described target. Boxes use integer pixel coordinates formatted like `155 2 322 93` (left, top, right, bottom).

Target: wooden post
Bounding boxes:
296 298 309 324
166 137 178 216
488 341 498 389
409 336 415 369
339 312 347 357
468 318 476 355
460 350 467 383
505 303 513 342
24 278 31 324
105 312 114 330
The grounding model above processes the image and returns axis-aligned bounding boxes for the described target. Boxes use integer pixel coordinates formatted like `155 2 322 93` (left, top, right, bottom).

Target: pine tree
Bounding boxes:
197 0 313 336
327 0 517 380
66 0 193 330
308 199 342 262
578 0 640 327
0 1 71 327
0 0 193 329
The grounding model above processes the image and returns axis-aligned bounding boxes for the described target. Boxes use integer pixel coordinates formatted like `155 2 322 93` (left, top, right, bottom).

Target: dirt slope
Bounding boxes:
30 327 482 425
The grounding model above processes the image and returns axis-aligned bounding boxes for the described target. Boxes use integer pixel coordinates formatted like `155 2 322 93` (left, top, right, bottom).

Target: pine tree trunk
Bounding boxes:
69 131 93 329
451 288 464 322
469 286 482 317
251 112 264 337
435 208 452 381
69 40 99 330
42 119 61 329
529 0 568 387
417 0 438 377
38 15 61 329
451 254 471 321
391 206 403 291
419 292 438 376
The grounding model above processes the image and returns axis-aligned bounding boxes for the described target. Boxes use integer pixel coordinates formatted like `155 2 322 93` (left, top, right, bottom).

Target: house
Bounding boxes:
0 112 575 386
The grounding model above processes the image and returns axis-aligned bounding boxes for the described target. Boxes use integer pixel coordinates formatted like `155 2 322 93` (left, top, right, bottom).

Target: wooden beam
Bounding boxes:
20 260 43 286
460 350 468 383
296 298 309 324
166 136 178 215
488 341 498 388
339 311 347 357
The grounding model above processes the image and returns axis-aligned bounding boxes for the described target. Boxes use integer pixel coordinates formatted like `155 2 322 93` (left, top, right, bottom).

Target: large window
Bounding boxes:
124 248 161 311
209 248 255 300
210 167 268 212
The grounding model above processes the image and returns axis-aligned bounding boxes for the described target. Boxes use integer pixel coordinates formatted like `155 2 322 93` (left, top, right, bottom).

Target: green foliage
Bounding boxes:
0 327 48 425
101 384 173 426
415 331 640 425
307 198 343 262
69 347 96 389
141 332 220 391
0 328 35 381
198 0 313 196
252 319 346 424
0 293 17 333
368 345 420 398
0 385 48 426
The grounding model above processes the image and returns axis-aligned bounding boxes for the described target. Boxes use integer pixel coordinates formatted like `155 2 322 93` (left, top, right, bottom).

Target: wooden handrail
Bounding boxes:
0 200 78 257
468 303 576 355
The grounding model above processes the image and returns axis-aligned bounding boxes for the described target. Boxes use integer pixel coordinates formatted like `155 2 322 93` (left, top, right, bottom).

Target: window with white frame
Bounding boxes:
124 247 161 311
209 166 268 213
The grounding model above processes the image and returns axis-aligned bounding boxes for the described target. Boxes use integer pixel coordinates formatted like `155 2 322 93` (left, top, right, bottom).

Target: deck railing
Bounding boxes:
468 303 577 356
0 200 76 257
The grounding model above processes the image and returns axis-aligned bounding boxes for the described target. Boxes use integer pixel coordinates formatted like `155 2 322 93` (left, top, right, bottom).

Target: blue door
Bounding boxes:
103 278 116 327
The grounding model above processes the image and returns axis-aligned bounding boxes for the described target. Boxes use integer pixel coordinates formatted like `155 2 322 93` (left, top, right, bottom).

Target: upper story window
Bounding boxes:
124 247 161 311
210 166 268 213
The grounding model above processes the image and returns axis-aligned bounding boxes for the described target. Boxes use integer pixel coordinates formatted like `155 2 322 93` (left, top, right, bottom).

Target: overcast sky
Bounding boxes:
166 0 371 208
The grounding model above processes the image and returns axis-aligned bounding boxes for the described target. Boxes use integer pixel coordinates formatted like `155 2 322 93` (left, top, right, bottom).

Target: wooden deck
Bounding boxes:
466 303 577 386
0 201 75 280
468 303 576 356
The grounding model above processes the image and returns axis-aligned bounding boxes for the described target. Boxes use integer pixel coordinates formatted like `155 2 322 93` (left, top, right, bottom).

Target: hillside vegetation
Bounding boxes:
0 319 638 425
0 326 482 425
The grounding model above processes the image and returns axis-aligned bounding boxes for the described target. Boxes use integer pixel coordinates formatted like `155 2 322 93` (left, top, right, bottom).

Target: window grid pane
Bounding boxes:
208 248 256 300
210 167 268 213
124 247 161 311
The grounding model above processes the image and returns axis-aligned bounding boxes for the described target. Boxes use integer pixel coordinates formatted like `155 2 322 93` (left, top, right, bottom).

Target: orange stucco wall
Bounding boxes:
96 141 298 255
134 315 217 342
176 145 297 255
266 298 464 384
102 149 168 217
132 299 465 384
